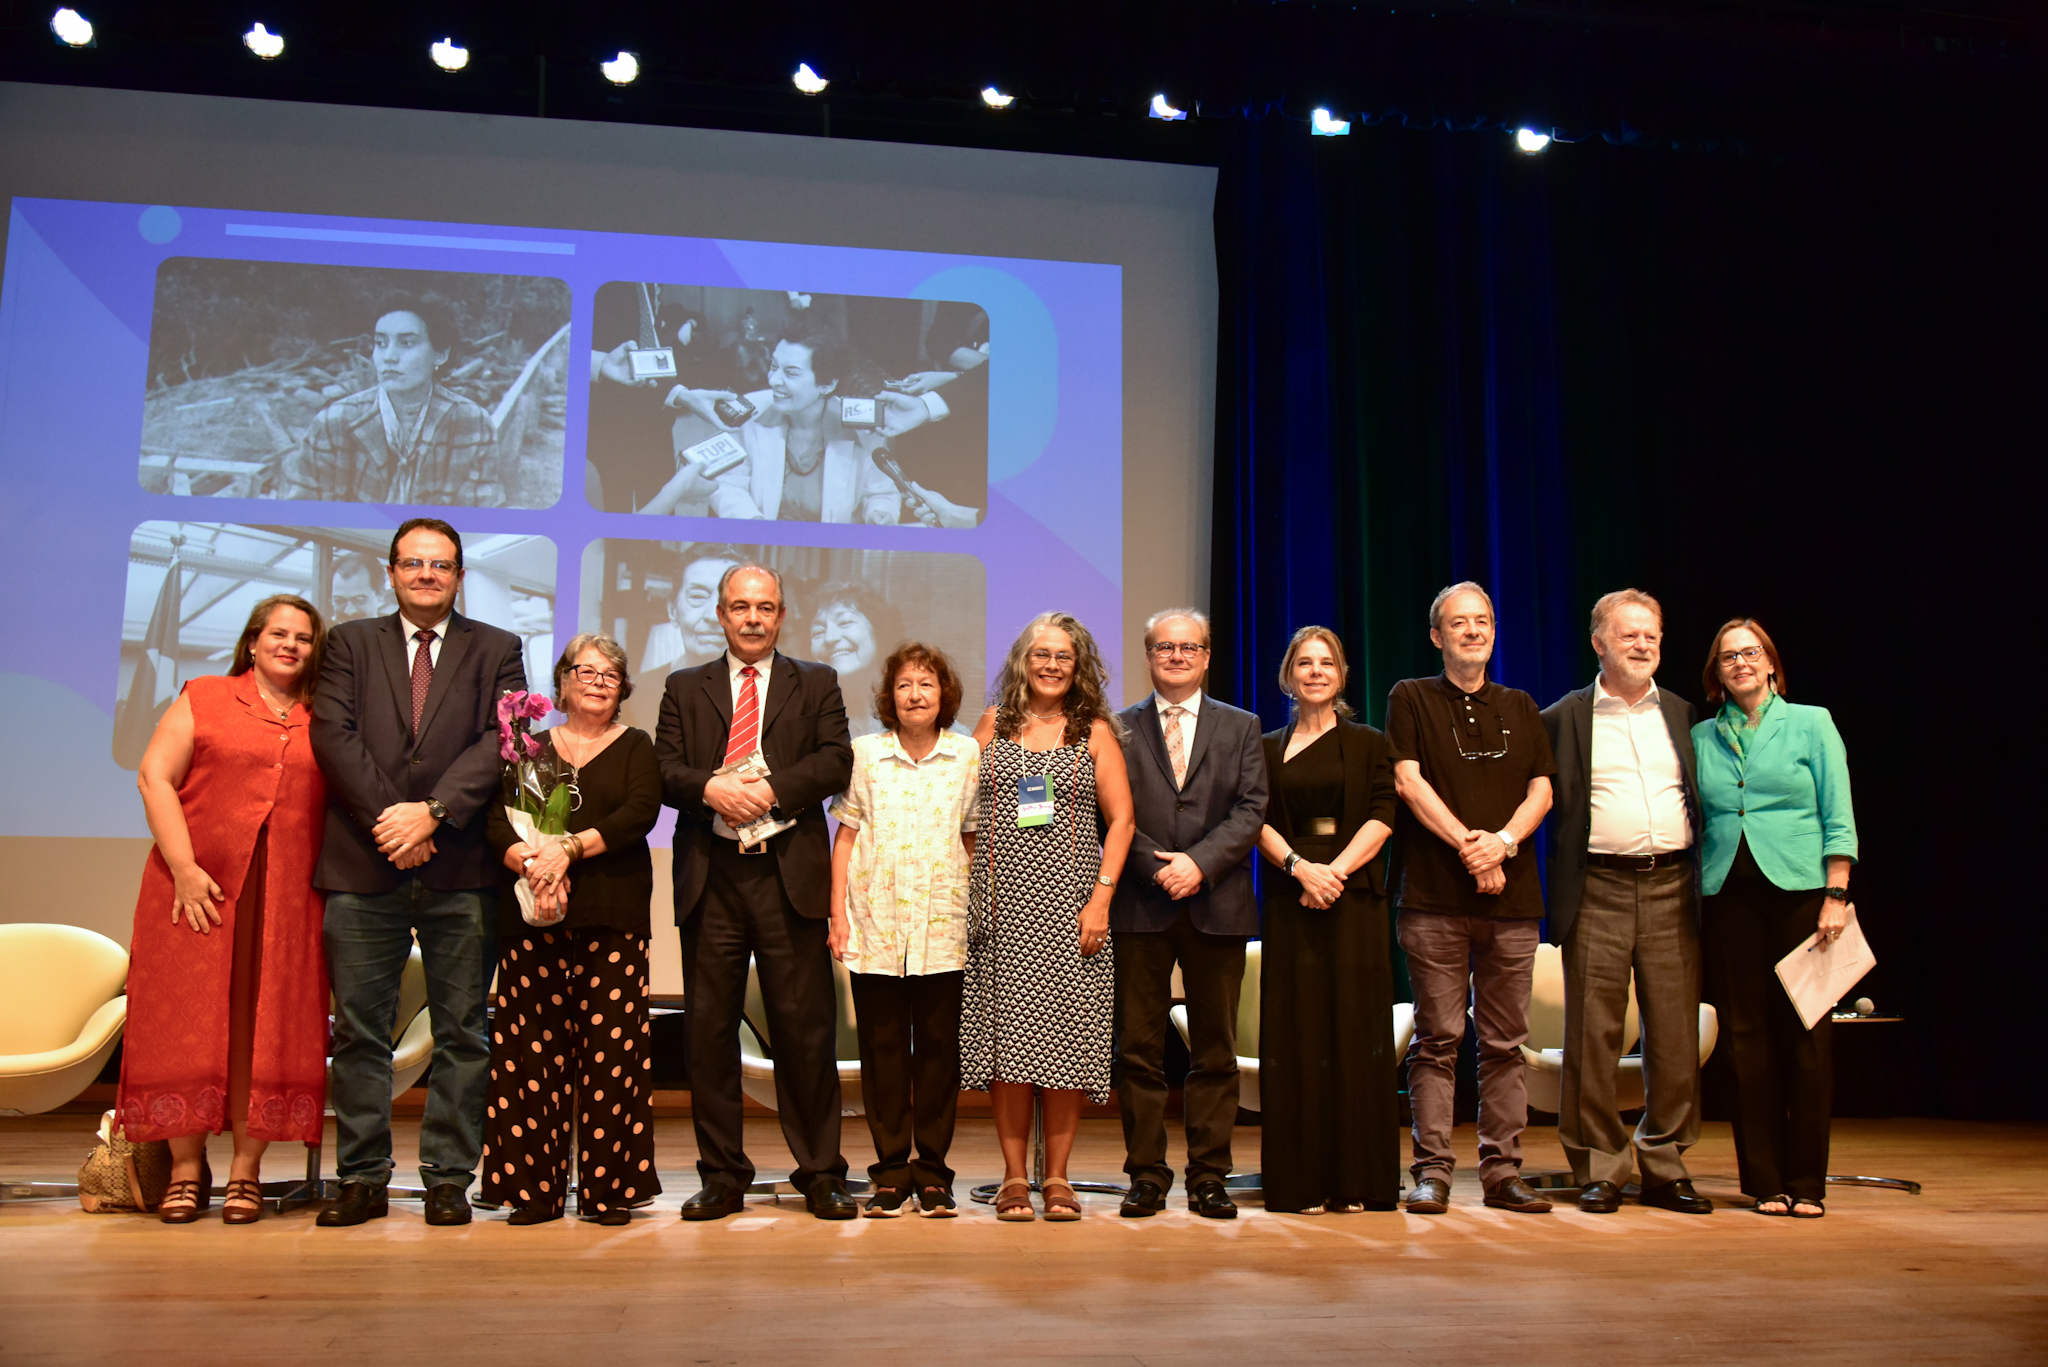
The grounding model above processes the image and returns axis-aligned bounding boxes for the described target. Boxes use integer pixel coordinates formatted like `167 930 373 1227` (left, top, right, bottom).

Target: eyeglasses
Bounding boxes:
1027 649 1076 667
1717 646 1766 667
1146 643 1208 659
1452 706 1511 760
394 558 458 575
570 665 623 687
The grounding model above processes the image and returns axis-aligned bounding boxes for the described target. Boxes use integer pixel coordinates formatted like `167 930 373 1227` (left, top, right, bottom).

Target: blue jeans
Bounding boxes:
325 881 496 1188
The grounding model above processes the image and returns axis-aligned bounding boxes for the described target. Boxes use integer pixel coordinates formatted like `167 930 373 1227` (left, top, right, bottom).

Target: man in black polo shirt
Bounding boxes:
1387 581 1556 1215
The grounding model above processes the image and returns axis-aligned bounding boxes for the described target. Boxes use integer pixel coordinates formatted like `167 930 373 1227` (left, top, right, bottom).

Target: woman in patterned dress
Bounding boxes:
124 594 331 1225
828 643 979 1217
961 612 1136 1221
481 634 664 1225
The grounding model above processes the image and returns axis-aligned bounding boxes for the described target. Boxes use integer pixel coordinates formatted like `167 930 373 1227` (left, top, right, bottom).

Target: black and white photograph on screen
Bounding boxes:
113 522 557 769
584 282 988 527
139 260 573 508
579 537 986 739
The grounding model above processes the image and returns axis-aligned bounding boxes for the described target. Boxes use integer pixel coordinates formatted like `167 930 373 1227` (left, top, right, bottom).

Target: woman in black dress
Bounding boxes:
1256 626 1400 1213
482 634 664 1225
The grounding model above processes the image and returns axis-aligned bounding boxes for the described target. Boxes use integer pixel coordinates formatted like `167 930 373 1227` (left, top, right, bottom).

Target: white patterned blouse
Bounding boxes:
829 729 980 976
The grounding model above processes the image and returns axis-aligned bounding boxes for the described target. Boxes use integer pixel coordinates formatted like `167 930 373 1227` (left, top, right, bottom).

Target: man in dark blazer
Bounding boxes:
655 563 857 1220
1111 609 1270 1220
1541 589 1712 1216
311 518 527 1228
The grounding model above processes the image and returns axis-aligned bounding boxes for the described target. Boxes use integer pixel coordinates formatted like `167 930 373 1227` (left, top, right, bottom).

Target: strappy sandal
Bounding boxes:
221 1177 265 1225
1790 1197 1826 1219
995 1178 1036 1222
1041 1179 1083 1222
1754 1193 1792 1216
158 1158 212 1224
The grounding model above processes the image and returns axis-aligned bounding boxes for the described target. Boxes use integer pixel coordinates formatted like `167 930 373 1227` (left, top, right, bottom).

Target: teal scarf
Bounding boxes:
1714 693 1776 761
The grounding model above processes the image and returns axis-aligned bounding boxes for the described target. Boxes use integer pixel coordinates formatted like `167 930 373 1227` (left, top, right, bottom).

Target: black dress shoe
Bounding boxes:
1482 1176 1553 1213
1577 1180 1623 1214
1640 1179 1714 1214
806 1176 859 1220
680 1184 746 1221
1404 1177 1451 1214
316 1181 389 1227
1188 1182 1238 1220
1119 1179 1167 1218
423 1183 473 1226
595 1207 632 1226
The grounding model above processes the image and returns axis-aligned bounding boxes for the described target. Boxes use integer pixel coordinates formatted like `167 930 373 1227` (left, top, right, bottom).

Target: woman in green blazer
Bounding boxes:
1693 619 1858 1218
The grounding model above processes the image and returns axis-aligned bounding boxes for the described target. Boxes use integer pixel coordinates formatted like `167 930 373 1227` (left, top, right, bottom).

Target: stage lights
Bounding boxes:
429 37 469 72
981 86 1014 110
242 23 283 59
1310 108 1351 137
600 51 639 85
1150 94 1186 121
49 7 92 46
793 63 828 95
1516 128 1552 154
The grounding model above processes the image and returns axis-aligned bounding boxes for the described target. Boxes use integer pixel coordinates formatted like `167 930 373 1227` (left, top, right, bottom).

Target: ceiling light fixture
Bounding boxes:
600 51 639 85
981 86 1014 110
793 63 828 95
1149 94 1186 121
429 38 468 72
242 22 283 59
49 8 93 46
1310 108 1351 137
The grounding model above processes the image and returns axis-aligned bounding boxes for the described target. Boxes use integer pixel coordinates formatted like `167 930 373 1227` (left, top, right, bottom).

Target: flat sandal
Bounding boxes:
995 1178 1036 1222
1041 1179 1083 1222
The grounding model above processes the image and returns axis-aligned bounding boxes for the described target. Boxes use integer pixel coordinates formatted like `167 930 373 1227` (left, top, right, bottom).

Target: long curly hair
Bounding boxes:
989 611 1127 746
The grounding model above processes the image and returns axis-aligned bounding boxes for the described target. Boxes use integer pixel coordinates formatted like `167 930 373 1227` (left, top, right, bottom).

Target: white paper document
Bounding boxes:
1773 906 1876 1030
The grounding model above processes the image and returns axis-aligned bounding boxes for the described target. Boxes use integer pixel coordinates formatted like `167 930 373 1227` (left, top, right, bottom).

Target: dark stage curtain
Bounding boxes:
1207 100 2048 1120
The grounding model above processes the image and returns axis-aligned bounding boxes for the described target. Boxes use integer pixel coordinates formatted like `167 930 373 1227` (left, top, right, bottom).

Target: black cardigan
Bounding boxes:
487 726 662 937
1262 718 1399 898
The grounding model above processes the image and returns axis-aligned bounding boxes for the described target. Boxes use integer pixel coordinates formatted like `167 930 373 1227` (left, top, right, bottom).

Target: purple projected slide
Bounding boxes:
0 197 1121 839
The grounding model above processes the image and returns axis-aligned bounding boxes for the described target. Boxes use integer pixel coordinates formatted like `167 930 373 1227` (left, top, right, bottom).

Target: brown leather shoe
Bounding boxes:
1404 1177 1451 1214
1483 1176 1553 1213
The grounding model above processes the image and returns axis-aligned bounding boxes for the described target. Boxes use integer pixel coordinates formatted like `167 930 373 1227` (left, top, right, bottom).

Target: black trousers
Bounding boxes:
680 841 847 1192
1114 910 1247 1191
849 970 964 1191
480 928 662 1216
1703 873 1833 1203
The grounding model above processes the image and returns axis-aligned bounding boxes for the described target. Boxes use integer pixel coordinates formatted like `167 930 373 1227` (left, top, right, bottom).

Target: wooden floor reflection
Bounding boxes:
2 1115 2043 1365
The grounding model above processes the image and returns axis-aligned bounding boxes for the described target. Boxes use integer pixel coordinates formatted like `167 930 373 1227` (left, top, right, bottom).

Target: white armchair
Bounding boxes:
1520 942 1718 1115
0 924 129 1118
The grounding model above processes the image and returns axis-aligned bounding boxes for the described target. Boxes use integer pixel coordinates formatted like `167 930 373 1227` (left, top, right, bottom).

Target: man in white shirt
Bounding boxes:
1541 589 1712 1215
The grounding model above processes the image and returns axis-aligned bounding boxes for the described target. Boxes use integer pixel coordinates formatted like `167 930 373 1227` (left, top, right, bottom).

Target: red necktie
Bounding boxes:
410 629 436 736
725 666 760 765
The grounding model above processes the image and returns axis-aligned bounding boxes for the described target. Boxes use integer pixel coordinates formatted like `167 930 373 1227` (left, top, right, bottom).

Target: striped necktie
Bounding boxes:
725 666 760 765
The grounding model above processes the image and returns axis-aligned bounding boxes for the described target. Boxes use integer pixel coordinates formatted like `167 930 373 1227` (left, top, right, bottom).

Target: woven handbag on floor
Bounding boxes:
77 1110 172 1213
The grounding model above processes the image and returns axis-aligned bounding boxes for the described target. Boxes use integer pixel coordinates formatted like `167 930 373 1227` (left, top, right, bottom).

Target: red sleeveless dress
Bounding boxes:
118 672 330 1143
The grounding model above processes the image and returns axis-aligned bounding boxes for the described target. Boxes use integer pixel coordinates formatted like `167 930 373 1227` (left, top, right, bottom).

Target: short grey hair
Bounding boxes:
1428 580 1495 632
1142 607 1211 649
553 633 633 719
1590 588 1664 638
717 562 786 610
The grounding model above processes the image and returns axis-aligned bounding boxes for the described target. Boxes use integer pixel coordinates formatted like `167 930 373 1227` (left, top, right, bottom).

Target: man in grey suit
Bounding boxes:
1112 609 1270 1220
311 518 527 1227
1541 588 1713 1215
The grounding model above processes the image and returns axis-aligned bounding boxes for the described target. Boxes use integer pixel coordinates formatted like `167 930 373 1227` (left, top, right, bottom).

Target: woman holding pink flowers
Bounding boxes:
480 634 664 1224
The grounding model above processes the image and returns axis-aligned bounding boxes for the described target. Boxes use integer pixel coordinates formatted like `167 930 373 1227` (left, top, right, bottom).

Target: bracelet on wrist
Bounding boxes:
1283 851 1301 876
1823 886 1850 903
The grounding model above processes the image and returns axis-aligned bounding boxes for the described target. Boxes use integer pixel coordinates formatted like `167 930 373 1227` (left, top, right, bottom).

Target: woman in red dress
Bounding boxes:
120 594 331 1224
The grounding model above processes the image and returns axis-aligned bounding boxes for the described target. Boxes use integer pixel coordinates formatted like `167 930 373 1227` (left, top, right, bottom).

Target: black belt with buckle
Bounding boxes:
1586 849 1692 872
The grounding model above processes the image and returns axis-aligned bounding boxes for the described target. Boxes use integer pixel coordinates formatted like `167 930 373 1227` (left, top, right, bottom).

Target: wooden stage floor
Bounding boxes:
2 1115 2043 1365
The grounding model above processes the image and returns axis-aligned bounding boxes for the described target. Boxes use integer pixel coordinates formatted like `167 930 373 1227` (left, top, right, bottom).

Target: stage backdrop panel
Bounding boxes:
0 81 1214 946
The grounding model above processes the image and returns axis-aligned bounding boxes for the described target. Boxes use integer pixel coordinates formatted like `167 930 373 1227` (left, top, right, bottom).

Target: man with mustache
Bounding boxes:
280 294 503 507
654 563 857 1220
1540 590 1713 1215
1386 581 1555 1216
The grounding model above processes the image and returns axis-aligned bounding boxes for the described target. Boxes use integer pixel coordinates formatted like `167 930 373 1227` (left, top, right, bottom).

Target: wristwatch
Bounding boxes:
425 798 449 823
1823 886 1850 902
1496 829 1519 858
1096 874 1116 888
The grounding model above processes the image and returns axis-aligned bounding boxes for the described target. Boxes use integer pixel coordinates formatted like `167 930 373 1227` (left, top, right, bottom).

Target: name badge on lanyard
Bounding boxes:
1017 773 1055 828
